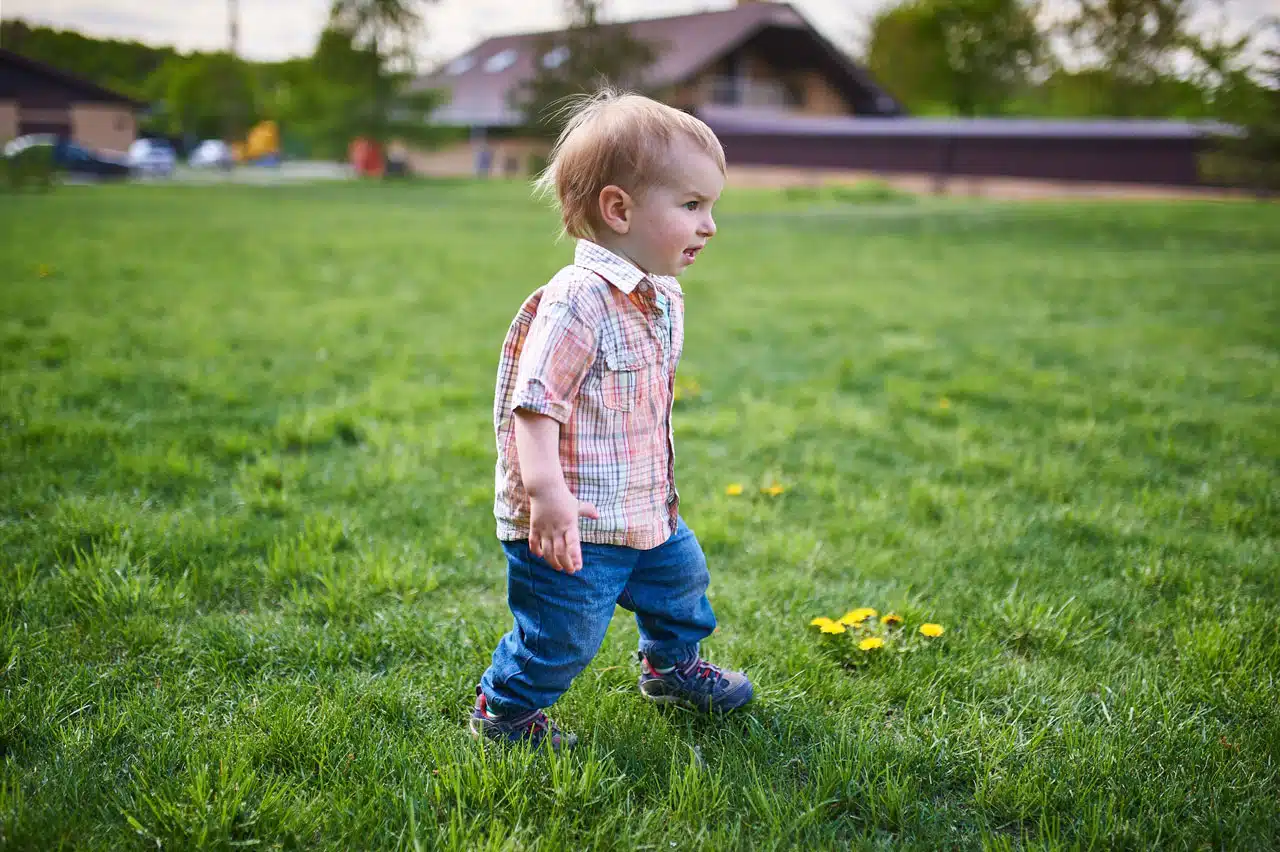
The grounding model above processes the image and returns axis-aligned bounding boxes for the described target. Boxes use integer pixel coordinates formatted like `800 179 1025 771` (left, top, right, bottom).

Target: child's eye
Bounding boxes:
683 201 699 211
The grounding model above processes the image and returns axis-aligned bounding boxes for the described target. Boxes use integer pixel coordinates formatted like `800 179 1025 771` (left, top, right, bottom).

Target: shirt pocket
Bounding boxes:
601 346 643 412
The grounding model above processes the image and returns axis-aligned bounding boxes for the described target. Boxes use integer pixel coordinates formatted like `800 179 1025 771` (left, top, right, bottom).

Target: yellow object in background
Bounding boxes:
246 121 280 160
231 141 247 163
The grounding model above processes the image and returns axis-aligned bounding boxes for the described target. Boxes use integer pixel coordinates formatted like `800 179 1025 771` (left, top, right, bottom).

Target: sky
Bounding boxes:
1 0 1274 68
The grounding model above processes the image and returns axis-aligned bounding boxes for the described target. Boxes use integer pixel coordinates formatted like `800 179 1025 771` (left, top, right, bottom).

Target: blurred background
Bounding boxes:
1 0 1277 195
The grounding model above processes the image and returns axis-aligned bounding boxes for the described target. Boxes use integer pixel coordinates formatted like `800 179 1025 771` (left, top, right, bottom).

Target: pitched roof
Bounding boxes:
0 48 146 107
412 2 901 127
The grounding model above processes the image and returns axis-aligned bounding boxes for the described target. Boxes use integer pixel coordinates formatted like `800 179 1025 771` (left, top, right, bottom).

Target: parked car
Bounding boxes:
128 138 177 177
189 139 232 169
57 140 130 178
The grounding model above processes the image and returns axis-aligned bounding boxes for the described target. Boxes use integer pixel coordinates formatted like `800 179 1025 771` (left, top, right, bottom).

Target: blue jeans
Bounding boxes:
480 517 717 715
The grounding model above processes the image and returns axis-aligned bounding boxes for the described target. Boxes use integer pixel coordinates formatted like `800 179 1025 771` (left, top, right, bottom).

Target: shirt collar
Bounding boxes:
574 240 649 295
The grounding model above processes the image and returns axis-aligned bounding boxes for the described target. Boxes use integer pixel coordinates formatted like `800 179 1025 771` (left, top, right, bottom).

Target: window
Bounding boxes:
541 46 570 69
446 55 475 75
484 48 518 73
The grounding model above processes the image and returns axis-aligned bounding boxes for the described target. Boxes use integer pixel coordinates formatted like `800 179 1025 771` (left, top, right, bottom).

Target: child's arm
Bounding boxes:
514 408 598 574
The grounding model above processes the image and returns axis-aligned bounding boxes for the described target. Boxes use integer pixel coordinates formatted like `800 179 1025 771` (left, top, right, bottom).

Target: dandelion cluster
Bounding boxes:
725 481 786 497
673 376 702 403
808 606 945 667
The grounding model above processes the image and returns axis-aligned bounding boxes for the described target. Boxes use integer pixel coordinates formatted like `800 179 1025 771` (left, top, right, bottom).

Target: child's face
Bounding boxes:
615 136 723 278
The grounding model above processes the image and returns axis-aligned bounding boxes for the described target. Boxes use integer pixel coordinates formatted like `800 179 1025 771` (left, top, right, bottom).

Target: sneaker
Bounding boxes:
468 687 577 751
637 654 754 713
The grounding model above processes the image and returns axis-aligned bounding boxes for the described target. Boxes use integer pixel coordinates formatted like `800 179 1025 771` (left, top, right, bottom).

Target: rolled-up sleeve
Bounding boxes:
512 300 597 423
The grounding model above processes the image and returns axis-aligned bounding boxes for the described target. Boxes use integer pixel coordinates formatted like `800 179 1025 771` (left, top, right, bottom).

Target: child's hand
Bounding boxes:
529 490 599 574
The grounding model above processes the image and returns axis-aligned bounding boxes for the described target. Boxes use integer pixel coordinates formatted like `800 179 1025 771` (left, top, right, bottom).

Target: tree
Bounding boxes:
276 24 450 159
865 1 952 114
865 0 1045 116
148 52 259 142
326 0 443 145
1201 20 1280 193
1 18 177 98
1060 0 1198 115
1183 5 1272 121
516 0 658 136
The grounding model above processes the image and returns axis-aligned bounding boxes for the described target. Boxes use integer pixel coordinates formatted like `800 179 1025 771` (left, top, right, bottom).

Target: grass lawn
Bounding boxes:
1 180 1278 850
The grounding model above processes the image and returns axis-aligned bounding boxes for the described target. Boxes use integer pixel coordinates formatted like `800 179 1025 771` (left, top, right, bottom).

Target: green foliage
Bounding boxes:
321 0 446 147
0 18 174 100
515 0 658 137
2 142 55 192
151 52 260 140
866 0 1046 116
1062 0 1195 115
1051 0 1269 120
270 24 448 159
1201 34 1280 192
864 0 1271 119
1 182 1279 848
1 13 449 154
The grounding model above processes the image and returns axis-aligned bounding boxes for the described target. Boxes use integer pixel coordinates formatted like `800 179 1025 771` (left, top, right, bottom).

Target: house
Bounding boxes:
406 1 903 177
408 1 1226 192
0 48 143 152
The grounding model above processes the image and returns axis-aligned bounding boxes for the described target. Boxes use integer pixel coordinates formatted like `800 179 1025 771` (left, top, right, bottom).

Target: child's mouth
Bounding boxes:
682 247 701 263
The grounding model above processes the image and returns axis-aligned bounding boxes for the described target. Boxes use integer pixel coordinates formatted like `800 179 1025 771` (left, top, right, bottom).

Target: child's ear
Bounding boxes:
598 185 631 235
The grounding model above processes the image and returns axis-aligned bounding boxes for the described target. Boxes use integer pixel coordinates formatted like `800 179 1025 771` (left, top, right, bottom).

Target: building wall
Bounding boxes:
405 141 474 176
70 103 135 152
16 105 70 136
714 130 1206 187
799 71 851 116
0 99 18 141
678 50 853 117
405 137 551 178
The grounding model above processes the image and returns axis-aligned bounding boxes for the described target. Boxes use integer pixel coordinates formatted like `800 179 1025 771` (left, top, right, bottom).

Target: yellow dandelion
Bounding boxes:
673 387 683 401
726 483 744 496
882 613 903 627
859 637 885 651
838 607 877 625
761 483 785 496
939 398 951 409
37 264 51 278
809 616 836 628
919 623 945 637
819 622 847 634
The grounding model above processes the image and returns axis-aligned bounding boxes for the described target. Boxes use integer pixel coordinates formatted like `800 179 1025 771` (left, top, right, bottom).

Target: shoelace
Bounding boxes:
677 658 723 684
509 709 549 735
480 696 557 742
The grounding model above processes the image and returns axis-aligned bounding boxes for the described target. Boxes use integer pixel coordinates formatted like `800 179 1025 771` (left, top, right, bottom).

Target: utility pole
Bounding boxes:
229 0 239 56
226 0 241 146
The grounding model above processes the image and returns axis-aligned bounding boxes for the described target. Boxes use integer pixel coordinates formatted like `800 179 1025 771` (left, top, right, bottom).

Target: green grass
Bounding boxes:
2 180 1278 850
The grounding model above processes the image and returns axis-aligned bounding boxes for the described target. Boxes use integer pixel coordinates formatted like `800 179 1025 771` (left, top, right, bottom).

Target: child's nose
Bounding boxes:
699 215 716 238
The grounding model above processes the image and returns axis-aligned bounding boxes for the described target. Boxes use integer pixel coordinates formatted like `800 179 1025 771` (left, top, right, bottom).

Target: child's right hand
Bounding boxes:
529 490 599 574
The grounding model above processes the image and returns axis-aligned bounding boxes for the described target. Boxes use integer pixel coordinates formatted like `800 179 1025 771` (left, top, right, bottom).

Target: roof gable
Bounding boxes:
0 48 145 107
414 3 901 127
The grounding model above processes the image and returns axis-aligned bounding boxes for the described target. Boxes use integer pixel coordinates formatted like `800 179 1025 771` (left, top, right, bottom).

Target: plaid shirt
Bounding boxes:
493 241 685 549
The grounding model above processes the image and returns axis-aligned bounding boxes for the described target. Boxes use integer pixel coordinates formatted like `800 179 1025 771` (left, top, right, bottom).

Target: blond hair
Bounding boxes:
534 89 726 240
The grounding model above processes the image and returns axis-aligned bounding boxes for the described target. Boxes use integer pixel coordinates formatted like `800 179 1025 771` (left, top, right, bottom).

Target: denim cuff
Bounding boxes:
639 641 699 671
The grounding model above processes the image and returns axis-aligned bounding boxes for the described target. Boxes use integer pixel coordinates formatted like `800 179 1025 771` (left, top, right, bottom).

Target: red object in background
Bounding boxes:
348 137 384 177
